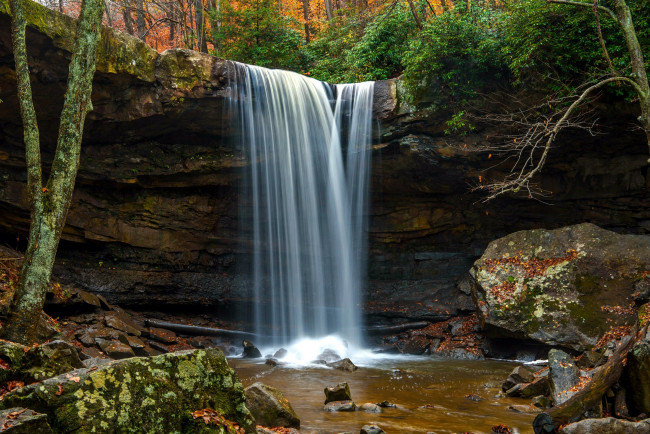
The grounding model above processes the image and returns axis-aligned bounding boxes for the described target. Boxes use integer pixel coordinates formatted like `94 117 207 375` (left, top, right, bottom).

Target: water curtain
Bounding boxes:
234 64 374 347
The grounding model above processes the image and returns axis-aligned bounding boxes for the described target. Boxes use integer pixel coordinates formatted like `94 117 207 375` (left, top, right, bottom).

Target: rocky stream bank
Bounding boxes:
0 1 649 432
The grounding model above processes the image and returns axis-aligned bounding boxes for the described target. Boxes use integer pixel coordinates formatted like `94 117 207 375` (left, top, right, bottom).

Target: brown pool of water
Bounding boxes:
230 357 536 434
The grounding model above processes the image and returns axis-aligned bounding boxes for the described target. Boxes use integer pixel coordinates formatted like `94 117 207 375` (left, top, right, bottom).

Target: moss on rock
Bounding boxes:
470 223 649 351
0 348 255 433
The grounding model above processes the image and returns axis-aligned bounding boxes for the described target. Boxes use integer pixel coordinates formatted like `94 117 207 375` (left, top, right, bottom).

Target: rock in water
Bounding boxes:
326 358 358 371
548 349 580 405
0 408 53 433
471 223 649 351
317 349 341 363
559 417 650 433
360 424 386 434
245 383 300 428
358 403 382 413
0 349 255 433
242 340 262 358
324 382 352 404
273 348 288 359
323 401 357 412
502 365 535 391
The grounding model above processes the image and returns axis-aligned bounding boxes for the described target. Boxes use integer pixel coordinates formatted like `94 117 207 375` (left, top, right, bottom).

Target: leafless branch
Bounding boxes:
464 76 639 201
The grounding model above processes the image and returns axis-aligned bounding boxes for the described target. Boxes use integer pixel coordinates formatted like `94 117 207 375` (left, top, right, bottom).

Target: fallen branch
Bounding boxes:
144 319 259 339
533 333 638 433
365 321 430 335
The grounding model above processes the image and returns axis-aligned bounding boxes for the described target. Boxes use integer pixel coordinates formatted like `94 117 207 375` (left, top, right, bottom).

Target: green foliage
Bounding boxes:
307 3 418 83
500 0 650 92
305 12 365 83
444 110 475 135
402 7 506 106
209 0 309 71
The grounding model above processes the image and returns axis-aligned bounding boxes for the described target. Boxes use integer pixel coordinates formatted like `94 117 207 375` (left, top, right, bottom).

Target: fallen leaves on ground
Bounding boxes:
595 325 633 349
191 409 244 434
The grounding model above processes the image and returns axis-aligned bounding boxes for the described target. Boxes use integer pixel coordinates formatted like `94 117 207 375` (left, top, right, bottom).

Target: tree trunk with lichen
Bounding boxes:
1 0 105 345
611 0 650 160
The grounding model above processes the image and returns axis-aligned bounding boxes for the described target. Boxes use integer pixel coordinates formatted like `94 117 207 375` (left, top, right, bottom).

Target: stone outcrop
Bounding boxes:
0 348 255 433
0 0 648 330
470 223 649 350
559 417 650 434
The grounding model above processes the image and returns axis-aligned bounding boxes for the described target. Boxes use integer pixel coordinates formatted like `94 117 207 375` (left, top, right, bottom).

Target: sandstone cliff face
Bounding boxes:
0 1 648 327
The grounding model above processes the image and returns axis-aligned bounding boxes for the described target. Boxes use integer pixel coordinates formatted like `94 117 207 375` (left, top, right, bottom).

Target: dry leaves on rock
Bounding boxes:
191 409 244 434
0 380 24 401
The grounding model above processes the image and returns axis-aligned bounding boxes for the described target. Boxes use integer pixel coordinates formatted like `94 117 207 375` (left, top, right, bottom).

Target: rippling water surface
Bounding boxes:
230 357 536 434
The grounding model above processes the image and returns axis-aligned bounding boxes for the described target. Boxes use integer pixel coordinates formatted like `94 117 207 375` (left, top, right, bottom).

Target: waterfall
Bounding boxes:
232 64 374 348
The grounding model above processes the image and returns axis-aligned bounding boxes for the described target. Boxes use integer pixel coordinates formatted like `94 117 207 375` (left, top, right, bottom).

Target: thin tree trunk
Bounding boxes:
123 1 135 35
136 0 145 39
194 0 206 52
2 0 105 345
303 0 310 43
103 0 112 26
612 0 650 158
324 0 333 20
406 0 423 29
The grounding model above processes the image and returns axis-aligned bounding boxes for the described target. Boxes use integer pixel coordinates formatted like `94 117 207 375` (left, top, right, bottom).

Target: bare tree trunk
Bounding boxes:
136 0 145 39
103 0 112 26
612 0 650 158
2 0 105 345
194 0 207 52
324 0 333 20
303 0 310 43
407 0 423 29
122 1 135 35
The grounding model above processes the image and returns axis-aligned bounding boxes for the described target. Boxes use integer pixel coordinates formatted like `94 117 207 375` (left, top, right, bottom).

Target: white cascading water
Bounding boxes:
232 63 374 352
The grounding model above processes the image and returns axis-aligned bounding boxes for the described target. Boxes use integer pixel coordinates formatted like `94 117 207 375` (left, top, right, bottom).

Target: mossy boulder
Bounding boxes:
0 348 255 433
470 223 649 351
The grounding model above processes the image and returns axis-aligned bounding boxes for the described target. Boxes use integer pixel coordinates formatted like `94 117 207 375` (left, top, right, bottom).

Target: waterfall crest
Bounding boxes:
234 64 374 347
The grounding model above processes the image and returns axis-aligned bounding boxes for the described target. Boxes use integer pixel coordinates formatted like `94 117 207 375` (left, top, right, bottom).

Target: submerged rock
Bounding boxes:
317 349 341 363
324 383 352 404
0 407 53 433
471 223 649 351
0 348 255 433
327 358 358 372
559 417 650 433
323 400 356 412
358 403 382 413
245 382 299 429
360 425 386 434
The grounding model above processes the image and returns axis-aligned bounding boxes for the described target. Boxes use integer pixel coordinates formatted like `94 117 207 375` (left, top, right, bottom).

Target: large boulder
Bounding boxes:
471 223 649 350
244 383 299 429
0 348 255 433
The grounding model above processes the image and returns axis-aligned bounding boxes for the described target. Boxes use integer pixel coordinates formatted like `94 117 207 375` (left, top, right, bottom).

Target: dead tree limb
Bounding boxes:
533 334 637 433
